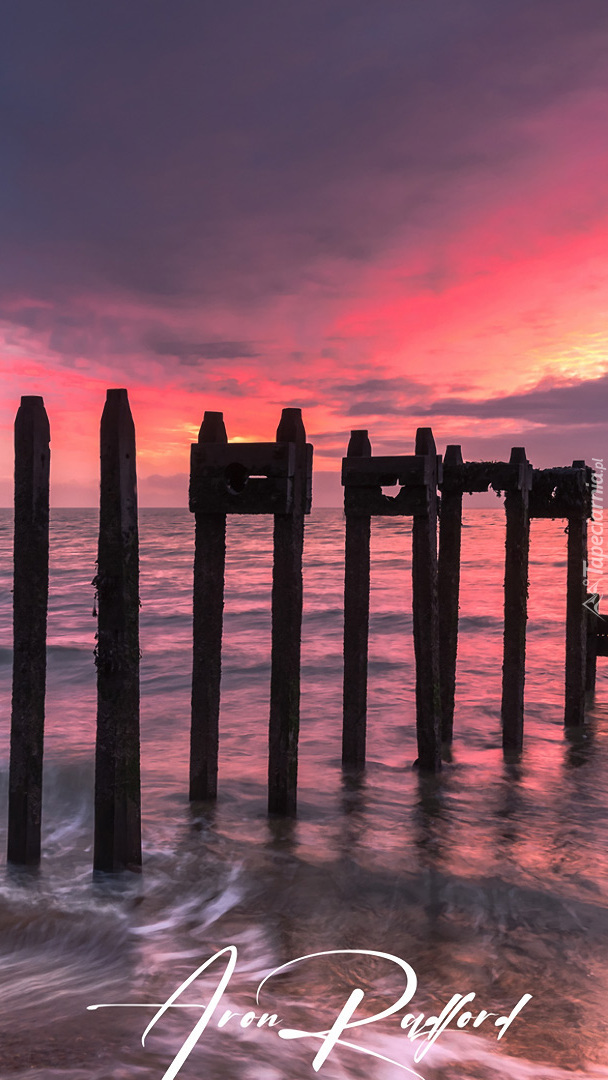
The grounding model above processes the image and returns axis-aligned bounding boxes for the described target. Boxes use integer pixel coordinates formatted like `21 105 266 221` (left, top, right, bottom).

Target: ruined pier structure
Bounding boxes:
342 428 599 773
6 393 602 871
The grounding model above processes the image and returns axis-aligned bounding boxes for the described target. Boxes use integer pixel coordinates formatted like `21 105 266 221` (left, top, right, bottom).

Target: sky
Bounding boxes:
2 0 608 506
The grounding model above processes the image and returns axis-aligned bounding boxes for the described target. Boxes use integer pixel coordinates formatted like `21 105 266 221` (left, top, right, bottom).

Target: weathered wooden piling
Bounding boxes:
342 430 372 769
188 408 312 812
411 427 442 772
501 447 531 752
8 396 50 866
268 408 308 815
93 389 141 873
565 460 588 725
586 598 598 696
438 444 463 745
586 461 602 695
190 412 228 801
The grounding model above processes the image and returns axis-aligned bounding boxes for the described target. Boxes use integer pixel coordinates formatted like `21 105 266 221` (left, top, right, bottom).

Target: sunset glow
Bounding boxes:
2 3 608 504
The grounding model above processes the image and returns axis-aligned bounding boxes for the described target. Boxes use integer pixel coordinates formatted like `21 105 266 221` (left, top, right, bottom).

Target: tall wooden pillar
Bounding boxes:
342 430 372 769
8 396 50 866
268 408 307 815
501 447 531 752
190 412 228 801
438 444 463 745
565 461 588 725
411 427 441 772
94 389 141 873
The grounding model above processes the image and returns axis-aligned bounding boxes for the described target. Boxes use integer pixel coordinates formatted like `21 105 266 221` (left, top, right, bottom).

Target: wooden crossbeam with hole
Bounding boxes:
594 620 608 657
342 452 442 517
190 440 313 515
342 429 442 774
440 460 533 494
529 465 592 519
341 453 438 489
189 409 313 819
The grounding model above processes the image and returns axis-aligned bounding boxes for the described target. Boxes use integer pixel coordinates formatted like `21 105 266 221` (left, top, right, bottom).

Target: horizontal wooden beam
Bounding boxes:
529 465 592 519
191 473 293 514
589 617 608 639
344 485 430 516
195 441 296 475
342 453 439 489
190 441 313 515
440 460 533 494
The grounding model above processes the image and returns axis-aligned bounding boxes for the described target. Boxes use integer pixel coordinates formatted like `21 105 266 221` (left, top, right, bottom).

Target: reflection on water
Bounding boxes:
0 508 607 1078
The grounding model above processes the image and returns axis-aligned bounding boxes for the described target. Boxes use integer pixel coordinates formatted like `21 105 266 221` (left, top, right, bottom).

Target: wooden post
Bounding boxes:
7 396 50 866
268 408 306 814
586 460 602 695
438 444 463 745
190 411 227 801
342 430 372 769
94 389 141 873
411 427 441 772
565 460 588 725
586 599 598 696
501 447 531 752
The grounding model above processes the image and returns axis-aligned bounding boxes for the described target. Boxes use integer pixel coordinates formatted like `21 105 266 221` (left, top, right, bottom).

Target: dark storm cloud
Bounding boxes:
328 375 429 417
331 377 424 396
346 399 417 417
148 339 261 363
324 371 608 429
425 375 608 426
438 423 608 471
2 0 608 311
181 376 256 396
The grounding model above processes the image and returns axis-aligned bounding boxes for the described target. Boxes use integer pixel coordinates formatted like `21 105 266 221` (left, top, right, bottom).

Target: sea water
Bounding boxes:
0 508 607 1080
